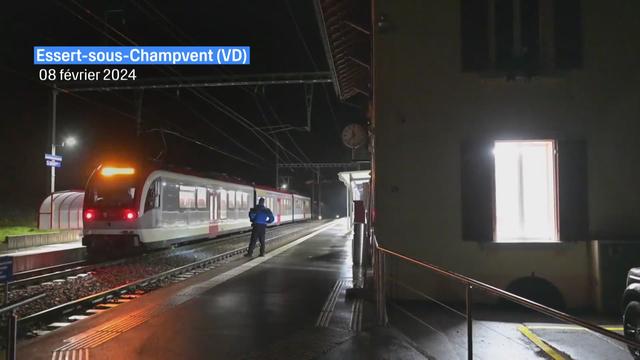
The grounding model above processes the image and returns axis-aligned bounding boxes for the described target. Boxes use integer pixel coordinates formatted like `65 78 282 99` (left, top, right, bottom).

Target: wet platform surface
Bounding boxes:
19 219 426 360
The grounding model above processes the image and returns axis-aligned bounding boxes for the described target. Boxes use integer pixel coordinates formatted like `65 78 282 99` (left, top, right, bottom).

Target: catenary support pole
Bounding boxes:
466 284 473 360
316 167 321 219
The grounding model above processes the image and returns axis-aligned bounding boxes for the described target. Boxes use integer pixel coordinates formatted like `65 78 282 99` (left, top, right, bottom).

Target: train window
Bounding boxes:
89 179 136 208
228 190 236 209
236 191 243 209
144 179 161 212
179 185 196 209
196 187 207 209
494 140 558 242
162 182 179 211
241 192 248 209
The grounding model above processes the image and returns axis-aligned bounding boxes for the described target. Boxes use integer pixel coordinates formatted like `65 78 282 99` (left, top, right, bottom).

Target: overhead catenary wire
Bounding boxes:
154 117 252 165
254 90 312 164
131 0 318 166
55 1 283 165
85 0 309 165
173 93 267 162
284 0 341 134
129 0 192 45
0 64 138 121
251 93 295 166
58 1 320 173
0 64 220 171
49 3 259 166
146 128 259 167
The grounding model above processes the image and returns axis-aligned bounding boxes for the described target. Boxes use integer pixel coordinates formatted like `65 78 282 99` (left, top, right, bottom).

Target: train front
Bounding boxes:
82 165 146 255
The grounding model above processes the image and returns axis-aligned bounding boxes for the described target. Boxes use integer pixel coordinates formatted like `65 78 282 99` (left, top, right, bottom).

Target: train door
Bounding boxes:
276 197 281 224
219 190 227 220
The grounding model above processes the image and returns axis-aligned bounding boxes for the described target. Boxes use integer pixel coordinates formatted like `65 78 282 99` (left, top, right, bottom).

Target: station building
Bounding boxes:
317 0 640 311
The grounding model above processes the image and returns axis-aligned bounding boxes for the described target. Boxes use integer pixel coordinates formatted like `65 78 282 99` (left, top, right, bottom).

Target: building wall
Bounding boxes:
373 0 640 309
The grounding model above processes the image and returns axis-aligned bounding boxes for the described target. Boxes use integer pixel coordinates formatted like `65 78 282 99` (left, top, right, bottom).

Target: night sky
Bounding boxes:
0 1 362 219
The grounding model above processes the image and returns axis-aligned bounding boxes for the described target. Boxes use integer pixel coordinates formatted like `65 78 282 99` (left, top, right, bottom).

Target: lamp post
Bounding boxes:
48 136 77 229
48 89 78 229
50 90 57 195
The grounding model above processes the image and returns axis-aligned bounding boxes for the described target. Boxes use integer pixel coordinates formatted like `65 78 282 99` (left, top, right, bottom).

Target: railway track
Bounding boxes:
13 220 329 337
9 222 304 289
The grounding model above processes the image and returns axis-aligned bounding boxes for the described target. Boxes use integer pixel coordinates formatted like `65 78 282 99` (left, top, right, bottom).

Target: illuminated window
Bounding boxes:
179 185 196 209
236 191 243 209
494 140 558 242
196 187 207 209
228 190 236 209
242 192 248 209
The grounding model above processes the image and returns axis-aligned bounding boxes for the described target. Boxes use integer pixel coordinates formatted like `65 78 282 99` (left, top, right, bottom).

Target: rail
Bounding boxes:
372 235 640 359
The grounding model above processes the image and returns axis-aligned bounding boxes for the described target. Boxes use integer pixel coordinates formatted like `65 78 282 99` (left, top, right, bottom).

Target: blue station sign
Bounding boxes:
0 256 13 283
46 159 62 168
45 154 62 168
45 153 62 161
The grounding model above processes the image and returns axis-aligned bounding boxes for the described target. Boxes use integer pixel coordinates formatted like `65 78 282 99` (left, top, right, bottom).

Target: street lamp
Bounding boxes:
280 183 288 190
50 136 78 194
48 89 79 229
63 136 77 147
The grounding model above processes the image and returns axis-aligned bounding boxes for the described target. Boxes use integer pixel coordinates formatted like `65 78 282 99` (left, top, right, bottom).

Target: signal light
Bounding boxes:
84 209 97 222
101 167 135 176
123 209 137 221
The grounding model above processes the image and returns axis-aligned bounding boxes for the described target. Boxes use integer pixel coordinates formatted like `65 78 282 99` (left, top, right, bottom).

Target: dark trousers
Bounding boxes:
248 223 267 255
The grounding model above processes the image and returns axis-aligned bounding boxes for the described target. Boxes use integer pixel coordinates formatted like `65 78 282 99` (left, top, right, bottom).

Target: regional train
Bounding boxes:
81 164 311 256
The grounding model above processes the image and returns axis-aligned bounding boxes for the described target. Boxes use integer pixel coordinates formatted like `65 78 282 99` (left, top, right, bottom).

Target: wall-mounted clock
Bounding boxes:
341 123 367 149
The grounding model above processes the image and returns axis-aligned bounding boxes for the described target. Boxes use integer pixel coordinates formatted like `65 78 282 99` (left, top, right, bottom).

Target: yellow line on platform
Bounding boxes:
526 325 623 332
518 325 566 360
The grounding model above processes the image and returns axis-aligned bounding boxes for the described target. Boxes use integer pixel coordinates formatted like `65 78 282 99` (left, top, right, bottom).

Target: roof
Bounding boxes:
338 170 371 186
93 162 309 197
314 0 371 100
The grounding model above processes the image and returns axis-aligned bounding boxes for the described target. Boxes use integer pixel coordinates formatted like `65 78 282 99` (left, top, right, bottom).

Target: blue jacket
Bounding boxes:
249 205 275 225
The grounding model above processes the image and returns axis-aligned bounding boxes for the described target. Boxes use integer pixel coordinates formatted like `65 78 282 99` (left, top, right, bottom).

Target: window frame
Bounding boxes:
228 190 236 209
493 139 560 243
179 185 196 209
144 179 161 213
461 0 582 74
196 187 207 209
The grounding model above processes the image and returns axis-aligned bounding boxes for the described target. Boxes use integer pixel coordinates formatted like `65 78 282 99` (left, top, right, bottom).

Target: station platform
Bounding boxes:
18 219 427 360
0 241 85 274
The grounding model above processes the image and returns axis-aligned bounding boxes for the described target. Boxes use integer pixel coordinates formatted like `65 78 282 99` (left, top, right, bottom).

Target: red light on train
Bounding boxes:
123 209 137 221
84 209 97 222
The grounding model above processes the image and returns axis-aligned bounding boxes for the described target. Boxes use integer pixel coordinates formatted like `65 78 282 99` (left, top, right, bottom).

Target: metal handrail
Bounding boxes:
373 236 640 355
0 292 47 360
0 293 46 315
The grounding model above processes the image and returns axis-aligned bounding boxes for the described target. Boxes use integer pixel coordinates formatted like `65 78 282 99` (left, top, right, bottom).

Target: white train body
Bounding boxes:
82 165 311 252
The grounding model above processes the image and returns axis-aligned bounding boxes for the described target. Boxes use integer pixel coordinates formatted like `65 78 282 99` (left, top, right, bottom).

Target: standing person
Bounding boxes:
246 197 275 257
